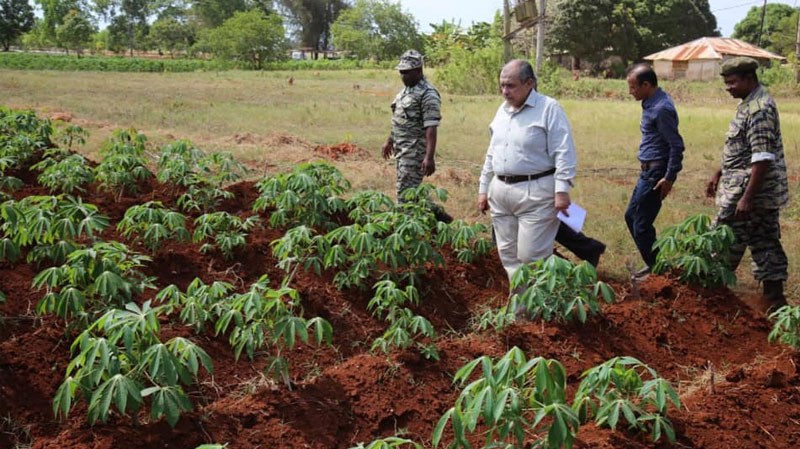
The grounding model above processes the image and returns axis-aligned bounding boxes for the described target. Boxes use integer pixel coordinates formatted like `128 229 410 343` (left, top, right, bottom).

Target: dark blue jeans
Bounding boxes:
625 166 666 267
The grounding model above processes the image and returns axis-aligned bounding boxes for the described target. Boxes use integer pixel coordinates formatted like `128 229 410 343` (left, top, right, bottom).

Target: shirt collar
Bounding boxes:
641 88 663 109
503 88 538 113
740 84 764 107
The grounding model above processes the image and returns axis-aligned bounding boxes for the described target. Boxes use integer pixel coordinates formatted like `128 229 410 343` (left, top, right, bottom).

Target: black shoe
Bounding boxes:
585 242 606 267
432 206 453 224
763 280 788 310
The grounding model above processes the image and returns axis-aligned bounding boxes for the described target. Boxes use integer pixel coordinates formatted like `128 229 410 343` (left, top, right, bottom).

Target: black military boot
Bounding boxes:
763 280 788 310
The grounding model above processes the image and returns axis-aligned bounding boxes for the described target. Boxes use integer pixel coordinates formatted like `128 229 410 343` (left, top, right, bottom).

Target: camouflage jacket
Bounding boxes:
716 85 789 216
390 77 441 159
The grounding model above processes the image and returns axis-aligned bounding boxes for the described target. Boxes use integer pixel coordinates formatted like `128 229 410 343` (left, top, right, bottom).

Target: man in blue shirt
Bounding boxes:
625 64 685 279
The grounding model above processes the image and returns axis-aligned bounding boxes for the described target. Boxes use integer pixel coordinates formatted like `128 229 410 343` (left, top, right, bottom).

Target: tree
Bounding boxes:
331 0 422 61
191 0 273 28
196 9 285 69
56 9 95 56
150 16 193 56
0 0 35 51
277 0 350 51
733 3 797 52
93 0 154 56
550 0 718 65
35 0 88 45
769 10 799 57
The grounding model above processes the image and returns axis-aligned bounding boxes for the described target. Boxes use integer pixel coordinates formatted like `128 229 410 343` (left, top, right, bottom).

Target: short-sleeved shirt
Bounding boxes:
390 77 441 159
716 84 789 216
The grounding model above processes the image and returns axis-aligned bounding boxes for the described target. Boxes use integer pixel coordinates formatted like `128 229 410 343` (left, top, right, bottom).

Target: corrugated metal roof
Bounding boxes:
644 37 786 61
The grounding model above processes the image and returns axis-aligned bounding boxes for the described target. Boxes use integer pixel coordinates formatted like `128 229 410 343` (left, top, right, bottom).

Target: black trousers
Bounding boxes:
491 222 604 262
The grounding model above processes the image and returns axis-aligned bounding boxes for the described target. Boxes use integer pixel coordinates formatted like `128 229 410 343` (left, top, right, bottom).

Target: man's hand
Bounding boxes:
735 195 753 218
652 179 673 200
422 156 436 177
477 193 489 214
706 170 721 198
555 192 571 216
381 140 393 160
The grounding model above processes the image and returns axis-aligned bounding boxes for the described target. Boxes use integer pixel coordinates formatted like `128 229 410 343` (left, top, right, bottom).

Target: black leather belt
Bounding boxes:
640 160 665 171
496 168 556 184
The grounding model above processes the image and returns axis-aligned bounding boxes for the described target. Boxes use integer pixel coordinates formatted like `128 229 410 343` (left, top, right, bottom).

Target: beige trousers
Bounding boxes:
488 176 559 282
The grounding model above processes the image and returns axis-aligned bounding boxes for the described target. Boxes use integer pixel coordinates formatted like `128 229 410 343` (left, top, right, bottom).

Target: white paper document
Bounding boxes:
557 203 586 233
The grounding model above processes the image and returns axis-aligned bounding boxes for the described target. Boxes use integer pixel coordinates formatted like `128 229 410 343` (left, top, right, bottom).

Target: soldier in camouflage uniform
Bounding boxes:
706 57 789 308
382 50 450 221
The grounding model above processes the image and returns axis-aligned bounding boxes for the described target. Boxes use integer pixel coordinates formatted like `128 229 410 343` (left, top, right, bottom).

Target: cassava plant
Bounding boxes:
32 153 95 194
253 161 350 230
434 347 580 449
572 357 680 444
53 301 212 427
213 275 333 387
0 107 54 167
768 305 800 348
271 183 492 290
368 280 438 359
652 214 736 288
117 201 190 253
480 257 614 329
0 195 109 265
349 438 423 449
157 140 245 212
94 128 152 200
155 278 235 332
192 212 260 259
33 241 155 329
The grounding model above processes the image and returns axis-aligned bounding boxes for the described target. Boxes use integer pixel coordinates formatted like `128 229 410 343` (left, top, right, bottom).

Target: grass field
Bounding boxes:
2 68 798 299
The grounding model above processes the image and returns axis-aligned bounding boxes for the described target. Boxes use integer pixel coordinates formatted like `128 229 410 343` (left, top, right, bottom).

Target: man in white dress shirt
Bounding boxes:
477 59 577 281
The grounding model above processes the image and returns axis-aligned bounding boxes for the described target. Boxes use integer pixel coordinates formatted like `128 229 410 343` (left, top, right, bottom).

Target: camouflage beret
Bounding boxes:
720 57 759 76
395 50 423 70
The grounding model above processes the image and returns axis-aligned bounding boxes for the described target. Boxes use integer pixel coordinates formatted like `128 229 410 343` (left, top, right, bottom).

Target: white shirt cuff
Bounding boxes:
751 152 776 163
555 179 572 193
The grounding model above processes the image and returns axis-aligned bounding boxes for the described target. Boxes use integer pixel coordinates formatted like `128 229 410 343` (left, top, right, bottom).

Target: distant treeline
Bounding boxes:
0 52 394 73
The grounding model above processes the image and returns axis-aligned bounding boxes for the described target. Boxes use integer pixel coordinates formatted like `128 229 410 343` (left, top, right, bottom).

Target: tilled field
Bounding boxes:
1 117 799 449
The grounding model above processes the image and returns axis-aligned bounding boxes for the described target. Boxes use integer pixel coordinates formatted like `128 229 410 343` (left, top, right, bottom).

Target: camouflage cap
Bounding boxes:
720 56 759 76
395 50 423 70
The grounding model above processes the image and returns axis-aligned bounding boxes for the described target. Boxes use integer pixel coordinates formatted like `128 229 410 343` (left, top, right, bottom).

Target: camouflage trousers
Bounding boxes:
396 154 424 200
713 208 788 282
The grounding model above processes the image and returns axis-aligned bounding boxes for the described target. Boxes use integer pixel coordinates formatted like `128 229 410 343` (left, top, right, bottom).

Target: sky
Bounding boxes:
397 0 800 37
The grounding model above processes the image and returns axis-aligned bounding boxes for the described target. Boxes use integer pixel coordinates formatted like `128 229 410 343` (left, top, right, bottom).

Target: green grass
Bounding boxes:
2 68 798 299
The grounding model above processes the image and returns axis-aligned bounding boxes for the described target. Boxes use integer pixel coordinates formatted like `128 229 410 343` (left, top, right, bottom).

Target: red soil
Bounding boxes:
1 165 798 449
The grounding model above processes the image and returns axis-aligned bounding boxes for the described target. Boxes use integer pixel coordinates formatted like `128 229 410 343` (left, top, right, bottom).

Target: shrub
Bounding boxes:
433 41 504 95
652 214 736 288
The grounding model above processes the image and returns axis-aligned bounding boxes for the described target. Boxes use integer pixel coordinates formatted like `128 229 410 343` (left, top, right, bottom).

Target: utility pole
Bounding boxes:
795 10 800 84
503 0 511 62
757 0 767 48
536 0 546 74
